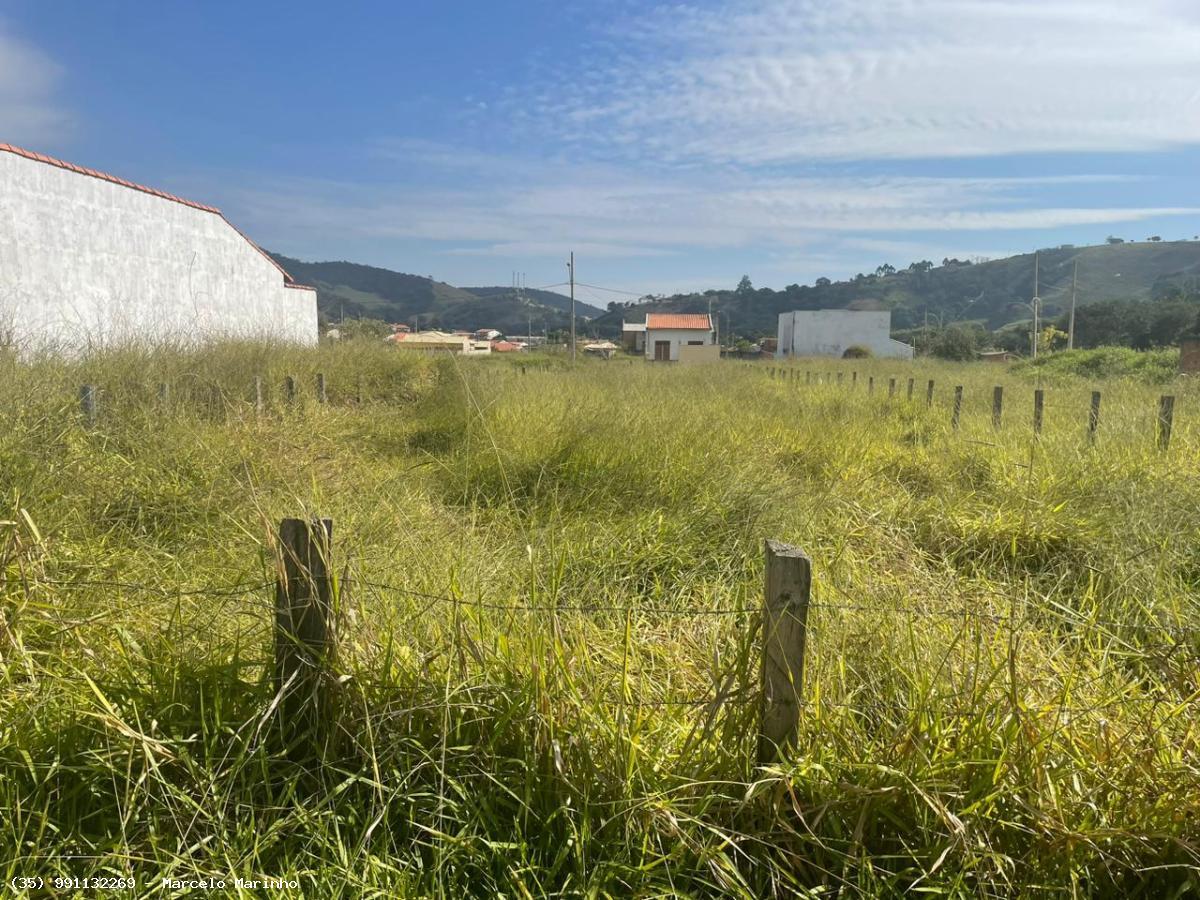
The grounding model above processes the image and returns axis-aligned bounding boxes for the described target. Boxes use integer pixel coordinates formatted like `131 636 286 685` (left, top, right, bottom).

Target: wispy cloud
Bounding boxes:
528 0 1200 164
0 23 71 146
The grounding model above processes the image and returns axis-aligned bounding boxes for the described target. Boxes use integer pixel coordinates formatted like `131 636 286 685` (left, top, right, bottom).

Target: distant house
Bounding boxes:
491 340 522 353
390 330 490 354
645 313 717 362
621 321 646 353
0 143 317 350
475 328 502 341
777 309 913 360
583 340 620 359
979 350 1014 364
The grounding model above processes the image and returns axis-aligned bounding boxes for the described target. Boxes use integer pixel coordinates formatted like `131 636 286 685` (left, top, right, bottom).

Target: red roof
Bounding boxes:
645 313 712 330
0 143 315 292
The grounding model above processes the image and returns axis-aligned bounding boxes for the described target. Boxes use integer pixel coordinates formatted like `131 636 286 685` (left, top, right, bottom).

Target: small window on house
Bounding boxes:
687 340 703 345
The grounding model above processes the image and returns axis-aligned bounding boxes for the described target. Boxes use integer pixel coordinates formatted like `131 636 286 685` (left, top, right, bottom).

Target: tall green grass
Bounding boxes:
1 345 1197 896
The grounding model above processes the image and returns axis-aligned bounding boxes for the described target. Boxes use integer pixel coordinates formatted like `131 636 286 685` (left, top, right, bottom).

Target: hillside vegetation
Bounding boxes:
271 254 595 334
1 345 1198 894
595 239 1200 338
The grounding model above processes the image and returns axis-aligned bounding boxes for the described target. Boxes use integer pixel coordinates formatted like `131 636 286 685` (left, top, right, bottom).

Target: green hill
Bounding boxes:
591 240 1200 338
462 286 605 319
270 255 590 334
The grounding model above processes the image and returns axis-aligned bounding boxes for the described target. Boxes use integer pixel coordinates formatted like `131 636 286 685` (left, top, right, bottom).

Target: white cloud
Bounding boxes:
0 24 70 146
212 148 1197 265
532 0 1200 164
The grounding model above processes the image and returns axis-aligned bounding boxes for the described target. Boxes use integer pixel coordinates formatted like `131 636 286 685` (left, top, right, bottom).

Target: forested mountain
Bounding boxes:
462 286 605 319
592 240 1200 341
270 254 589 333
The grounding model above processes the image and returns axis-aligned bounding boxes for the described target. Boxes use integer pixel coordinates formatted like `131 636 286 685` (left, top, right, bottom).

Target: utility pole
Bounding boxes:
568 251 576 362
1067 259 1078 351
1031 252 1041 359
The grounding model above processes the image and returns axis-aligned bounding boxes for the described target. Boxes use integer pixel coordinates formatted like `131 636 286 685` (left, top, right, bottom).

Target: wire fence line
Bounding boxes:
7 572 1199 637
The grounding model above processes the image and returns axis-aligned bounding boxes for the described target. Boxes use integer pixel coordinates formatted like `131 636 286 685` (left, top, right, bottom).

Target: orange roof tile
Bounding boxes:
0 143 315 292
645 313 712 330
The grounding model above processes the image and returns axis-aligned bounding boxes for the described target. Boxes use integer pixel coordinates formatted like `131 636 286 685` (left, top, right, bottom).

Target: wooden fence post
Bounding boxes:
837 372 844 385
275 517 337 752
284 375 296 405
888 377 896 398
906 377 914 401
852 371 857 386
254 376 264 417
992 386 1003 429
157 382 170 406
1034 389 1044 435
926 379 934 407
868 376 874 395
758 540 811 766
806 371 811 385
1158 395 1175 450
80 385 96 426
316 373 327 404
952 385 963 430
1088 391 1101 443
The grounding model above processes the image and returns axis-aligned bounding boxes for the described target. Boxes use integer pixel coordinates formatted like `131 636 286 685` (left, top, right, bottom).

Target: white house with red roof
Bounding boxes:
644 312 716 362
0 144 317 350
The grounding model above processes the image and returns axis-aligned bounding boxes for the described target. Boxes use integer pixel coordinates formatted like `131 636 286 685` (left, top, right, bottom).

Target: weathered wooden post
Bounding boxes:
992 386 1003 429
1158 395 1175 450
868 376 875 395
356 374 365 404
1088 391 1101 443
926 379 934 407
837 372 844 385
806 371 811 385
316 372 327 404
520 366 526 376
254 376 265 417
274 517 337 752
79 385 97 427
284 375 296 405
952 385 963 430
888 377 896 398
906 377 914 400
157 382 170 406
758 540 811 766
1034 389 1044 435
852 371 858 386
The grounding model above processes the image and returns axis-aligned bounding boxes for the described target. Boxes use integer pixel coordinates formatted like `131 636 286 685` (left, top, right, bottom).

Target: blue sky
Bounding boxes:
4 0 1200 300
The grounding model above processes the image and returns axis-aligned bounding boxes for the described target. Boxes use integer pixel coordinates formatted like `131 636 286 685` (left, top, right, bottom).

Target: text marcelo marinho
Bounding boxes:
161 877 299 890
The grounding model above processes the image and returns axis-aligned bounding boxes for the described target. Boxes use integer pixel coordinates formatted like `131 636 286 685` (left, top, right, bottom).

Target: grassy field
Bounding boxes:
1 343 1198 897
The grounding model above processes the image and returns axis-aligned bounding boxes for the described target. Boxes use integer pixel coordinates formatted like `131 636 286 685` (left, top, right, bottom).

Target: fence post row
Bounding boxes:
1034 389 1044 435
952 385 963 430
1158 395 1175 451
992 386 1003 429
758 539 811 766
275 517 338 754
1088 391 1101 443
80 384 97 426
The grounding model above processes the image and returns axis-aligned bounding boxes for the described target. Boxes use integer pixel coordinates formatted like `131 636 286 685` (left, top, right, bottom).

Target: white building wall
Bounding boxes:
776 309 913 360
0 150 317 351
645 328 714 361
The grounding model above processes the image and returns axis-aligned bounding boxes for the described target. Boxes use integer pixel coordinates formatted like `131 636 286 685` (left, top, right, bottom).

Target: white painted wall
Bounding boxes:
0 150 317 351
776 309 913 360
645 328 714 361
